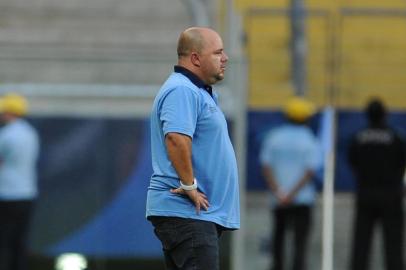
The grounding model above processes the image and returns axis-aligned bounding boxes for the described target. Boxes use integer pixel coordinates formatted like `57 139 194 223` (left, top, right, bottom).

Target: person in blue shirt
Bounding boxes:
146 27 239 270
259 97 321 270
0 93 40 270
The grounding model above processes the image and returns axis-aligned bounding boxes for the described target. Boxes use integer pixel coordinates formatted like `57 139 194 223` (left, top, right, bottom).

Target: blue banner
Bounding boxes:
29 117 160 258
246 109 406 191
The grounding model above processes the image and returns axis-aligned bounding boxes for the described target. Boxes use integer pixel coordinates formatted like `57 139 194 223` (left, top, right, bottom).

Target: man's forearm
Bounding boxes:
165 132 194 185
262 166 279 194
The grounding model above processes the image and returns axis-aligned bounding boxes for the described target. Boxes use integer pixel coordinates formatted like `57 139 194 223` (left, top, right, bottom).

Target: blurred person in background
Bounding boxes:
348 98 405 270
0 93 39 270
146 27 239 270
260 97 321 270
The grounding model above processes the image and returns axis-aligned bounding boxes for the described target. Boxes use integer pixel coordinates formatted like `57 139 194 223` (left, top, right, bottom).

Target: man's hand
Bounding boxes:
275 191 293 206
170 188 210 214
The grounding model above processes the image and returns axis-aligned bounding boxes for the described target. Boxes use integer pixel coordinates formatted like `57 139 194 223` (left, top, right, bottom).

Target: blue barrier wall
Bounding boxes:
27 110 406 257
246 110 406 191
29 117 160 258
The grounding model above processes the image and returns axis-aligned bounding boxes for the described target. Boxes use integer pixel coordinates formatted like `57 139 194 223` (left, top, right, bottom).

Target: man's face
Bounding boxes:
198 33 228 85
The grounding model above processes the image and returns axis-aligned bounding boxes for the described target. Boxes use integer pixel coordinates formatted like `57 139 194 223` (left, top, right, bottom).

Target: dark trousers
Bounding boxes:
149 216 223 270
350 194 404 270
271 205 312 270
0 200 34 270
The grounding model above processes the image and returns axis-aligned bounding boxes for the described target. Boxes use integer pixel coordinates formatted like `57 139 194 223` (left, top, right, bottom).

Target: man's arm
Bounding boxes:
165 132 209 214
262 165 285 203
262 165 279 195
165 132 194 184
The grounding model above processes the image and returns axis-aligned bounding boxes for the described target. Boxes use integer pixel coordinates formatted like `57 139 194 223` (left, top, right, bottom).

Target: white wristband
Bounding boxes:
180 178 198 190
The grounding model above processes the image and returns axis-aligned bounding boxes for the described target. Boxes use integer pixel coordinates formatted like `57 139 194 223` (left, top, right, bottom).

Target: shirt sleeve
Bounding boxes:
159 86 199 138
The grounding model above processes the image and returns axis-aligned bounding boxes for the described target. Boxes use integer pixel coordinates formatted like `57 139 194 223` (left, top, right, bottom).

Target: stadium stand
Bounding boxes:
235 0 406 109
0 0 190 85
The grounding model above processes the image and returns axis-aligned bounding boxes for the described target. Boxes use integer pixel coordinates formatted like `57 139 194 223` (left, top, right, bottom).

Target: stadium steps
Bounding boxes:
237 0 406 109
0 0 191 84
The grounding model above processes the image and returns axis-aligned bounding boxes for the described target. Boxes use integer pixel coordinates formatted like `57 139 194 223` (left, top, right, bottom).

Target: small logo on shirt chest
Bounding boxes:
209 106 217 113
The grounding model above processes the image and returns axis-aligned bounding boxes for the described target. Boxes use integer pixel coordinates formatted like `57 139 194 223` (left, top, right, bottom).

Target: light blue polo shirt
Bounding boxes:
0 119 39 200
146 67 240 229
260 123 321 207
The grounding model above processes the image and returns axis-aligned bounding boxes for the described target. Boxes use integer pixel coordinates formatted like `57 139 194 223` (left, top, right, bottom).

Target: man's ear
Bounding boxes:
191 52 200 67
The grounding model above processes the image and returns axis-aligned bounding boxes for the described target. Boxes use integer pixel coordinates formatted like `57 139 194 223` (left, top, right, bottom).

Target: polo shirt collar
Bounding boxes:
174 66 213 96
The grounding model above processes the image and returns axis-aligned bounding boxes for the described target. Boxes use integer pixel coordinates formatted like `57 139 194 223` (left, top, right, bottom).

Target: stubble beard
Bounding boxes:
214 72 225 83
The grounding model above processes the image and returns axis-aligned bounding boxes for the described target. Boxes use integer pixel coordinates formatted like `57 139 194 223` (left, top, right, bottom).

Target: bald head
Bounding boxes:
177 27 216 58
176 27 228 85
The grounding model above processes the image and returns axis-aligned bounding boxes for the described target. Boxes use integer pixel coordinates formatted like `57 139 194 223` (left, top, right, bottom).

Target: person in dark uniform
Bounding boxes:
348 98 405 270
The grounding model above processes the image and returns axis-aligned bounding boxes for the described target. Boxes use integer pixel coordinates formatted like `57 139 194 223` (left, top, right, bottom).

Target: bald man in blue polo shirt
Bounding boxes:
146 27 240 270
